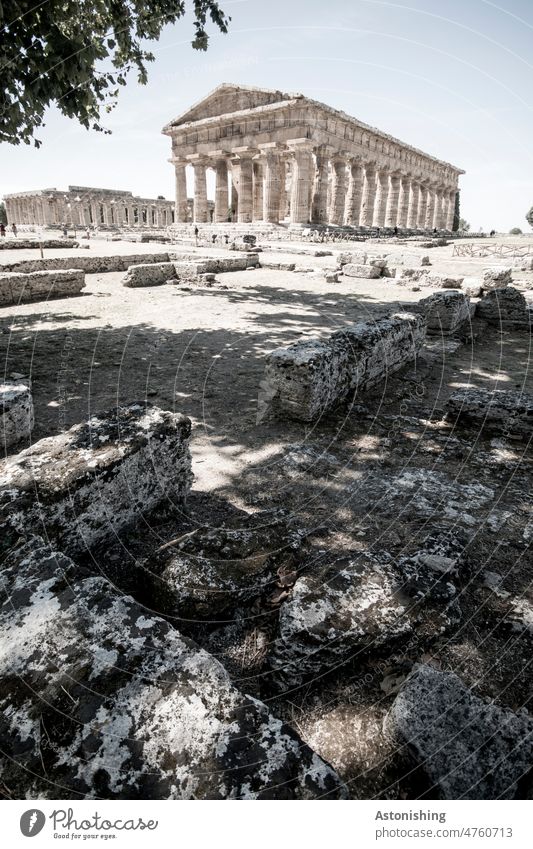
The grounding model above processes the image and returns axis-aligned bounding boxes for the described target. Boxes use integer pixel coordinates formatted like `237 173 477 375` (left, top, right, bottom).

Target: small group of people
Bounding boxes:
0 222 17 237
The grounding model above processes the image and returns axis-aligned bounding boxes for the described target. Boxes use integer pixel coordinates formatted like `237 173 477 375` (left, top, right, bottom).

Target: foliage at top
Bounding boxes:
526 207 533 230
0 1 229 147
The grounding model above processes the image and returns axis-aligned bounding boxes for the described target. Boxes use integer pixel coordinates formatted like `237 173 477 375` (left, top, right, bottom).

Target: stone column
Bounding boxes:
208 152 229 223
432 189 443 229
259 144 282 224
189 157 208 223
424 186 435 229
446 189 456 231
329 155 348 225
373 168 390 227
417 185 429 229
287 140 314 224
385 173 401 227
360 163 377 228
407 180 420 228
311 147 330 224
252 160 264 221
345 159 364 226
233 147 256 224
173 160 188 223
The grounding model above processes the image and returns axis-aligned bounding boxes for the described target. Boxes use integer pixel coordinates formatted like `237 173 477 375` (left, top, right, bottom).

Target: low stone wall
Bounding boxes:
0 403 192 555
1 382 34 451
0 269 85 306
258 312 426 422
0 252 170 274
123 262 177 287
0 238 78 250
171 253 259 278
476 287 530 326
445 387 533 437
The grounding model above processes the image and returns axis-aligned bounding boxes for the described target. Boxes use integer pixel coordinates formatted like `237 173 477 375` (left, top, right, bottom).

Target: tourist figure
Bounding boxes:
393 226 398 236
62 224 68 238
86 228 90 239
194 225 199 245
211 233 217 244
11 222 17 237
0 223 5 237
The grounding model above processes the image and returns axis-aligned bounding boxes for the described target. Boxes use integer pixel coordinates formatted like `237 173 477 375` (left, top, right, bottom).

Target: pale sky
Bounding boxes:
2 0 532 232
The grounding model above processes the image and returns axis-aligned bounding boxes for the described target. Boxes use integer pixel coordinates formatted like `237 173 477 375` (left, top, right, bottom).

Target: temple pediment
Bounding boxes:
164 84 298 128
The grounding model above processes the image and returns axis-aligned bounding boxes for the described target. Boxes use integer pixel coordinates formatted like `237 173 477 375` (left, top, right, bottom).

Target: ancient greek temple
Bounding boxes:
4 187 175 228
163 84 464 229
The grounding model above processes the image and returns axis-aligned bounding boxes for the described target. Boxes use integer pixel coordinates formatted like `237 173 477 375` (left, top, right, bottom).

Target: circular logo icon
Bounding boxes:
20 810 46 837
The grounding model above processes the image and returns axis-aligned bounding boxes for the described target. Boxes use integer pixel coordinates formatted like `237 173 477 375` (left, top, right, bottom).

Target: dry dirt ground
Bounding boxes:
1 233 532 798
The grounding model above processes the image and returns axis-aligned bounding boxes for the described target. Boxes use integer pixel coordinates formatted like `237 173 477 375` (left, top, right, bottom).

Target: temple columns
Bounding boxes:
417 185 429 229
407 180 420 228
311 147 330 224
209 153 229 223
329 155 348 225
189 157 208 223
260 144 282 224
288 141 314 224
432 189 443 229
252 160 264 221
360 163 377 227
446 189 456 230
173 160 188 223
385 173 401 227
373 168 390 227
345 159 364 226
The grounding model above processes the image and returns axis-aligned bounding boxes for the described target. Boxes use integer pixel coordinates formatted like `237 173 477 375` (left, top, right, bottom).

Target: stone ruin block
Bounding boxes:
338 250 367 265
0 403 192 556
258 313 426 422
511 256 533 271
1 382 34 451
461 277 483 297
417 290 471 335
445 387 533 438
387 253 430 267
260 261 296 271
476 286 530 326
0 536 346 800
385 664 533 799
122 261 177 287
0 253 170 275
342 263 381 279
482 266 513 290
424 273 464 289
397 267 430 283
325 271 340 283
0 269 85 306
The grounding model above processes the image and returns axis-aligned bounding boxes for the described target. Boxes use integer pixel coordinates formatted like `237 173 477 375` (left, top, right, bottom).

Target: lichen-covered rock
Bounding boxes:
122 262 177 287
1 382 34 451
342 263 381 279
417 290 471 334
259 313 426 422
476 287 529 326
147 512 301 621
385 664 533 799
0 403 192 556
0 269 85 306
482 266 513 290
445 387 533 438
0 537 346 800
269 538 463 691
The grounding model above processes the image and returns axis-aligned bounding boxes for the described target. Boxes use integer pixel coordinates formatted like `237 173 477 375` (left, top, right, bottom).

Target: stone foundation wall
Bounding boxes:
0 252 170 275
258 312 426 422
0 403 193 555
0 269 85 306
122 262 177 287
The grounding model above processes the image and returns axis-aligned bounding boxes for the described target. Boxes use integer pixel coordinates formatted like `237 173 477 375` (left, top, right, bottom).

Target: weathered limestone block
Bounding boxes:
445 387 533 437
424 273 464 289
511 257 533 271
0 253 170 275
0 403 192 555
0 382 34 450
385 665 533 799
461 277 483 297
417 291 471 334
482 266 513 290
269 554 412 690
338 250 367 265
476 287 529 326
342 263 381 279
259 313 426 422
387 253 430 267
367 256 387 269
174 254 259 280
0 238 77 251
0 269 85 306
147 513 300 620
0 537 346 800
397 267 430 283
122 262 177 287
325 271 339 283
260 261 296 271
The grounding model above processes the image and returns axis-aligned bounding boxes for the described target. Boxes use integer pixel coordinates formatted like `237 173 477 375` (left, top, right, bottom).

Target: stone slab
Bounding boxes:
445 387 533 438
342 263 381 279
0 253 171 275
0 269 85 306
0 382 34 451
0 536 346 800
122 262 177 287
0 403 192 555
